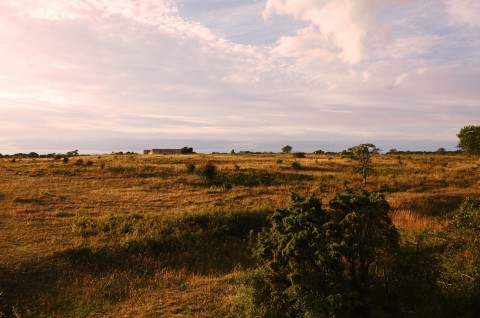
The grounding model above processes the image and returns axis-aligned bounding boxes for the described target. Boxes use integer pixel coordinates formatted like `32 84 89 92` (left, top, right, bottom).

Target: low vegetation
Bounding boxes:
1 151 479 317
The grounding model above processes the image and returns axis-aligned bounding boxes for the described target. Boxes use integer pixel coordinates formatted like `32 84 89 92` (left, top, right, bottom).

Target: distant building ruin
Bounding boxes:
143 149 182 155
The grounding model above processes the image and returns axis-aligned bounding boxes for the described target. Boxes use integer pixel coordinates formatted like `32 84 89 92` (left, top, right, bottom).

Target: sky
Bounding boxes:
0 0 479 154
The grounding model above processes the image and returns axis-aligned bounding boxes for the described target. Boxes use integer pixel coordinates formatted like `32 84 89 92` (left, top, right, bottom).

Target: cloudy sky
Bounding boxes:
0 0 479 154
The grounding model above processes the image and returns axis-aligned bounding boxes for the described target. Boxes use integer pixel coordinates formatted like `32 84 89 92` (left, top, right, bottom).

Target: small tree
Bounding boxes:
342 143 379 186
281 145 292 153
457 125 480 155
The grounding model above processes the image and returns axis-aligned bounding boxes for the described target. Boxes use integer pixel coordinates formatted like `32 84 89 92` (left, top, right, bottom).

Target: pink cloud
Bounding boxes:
264 0 407 64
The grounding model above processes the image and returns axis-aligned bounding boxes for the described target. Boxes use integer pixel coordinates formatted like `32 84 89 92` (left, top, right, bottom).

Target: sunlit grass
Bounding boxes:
0 152 479 317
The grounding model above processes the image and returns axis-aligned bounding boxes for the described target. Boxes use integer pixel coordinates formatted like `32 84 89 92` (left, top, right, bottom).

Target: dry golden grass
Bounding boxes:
102 270 236 318
390 209 445 232
0 152 479 317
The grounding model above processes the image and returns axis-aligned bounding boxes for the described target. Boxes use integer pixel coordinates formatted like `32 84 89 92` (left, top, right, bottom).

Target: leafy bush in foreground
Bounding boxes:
438 197 480 317
250 190 398 317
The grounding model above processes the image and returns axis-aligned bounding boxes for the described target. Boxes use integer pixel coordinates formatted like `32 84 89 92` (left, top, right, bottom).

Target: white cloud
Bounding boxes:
446 0 480 27
6 0 178 22
264 0 406 64
373 35 439 60
393 73 409 87
362 72 371 81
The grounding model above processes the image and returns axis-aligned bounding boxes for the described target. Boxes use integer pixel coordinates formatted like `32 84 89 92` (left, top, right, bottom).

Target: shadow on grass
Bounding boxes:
0 260 82 318
0 211 270 317
179 169 316 188
219 169 315 187
399 195 464 217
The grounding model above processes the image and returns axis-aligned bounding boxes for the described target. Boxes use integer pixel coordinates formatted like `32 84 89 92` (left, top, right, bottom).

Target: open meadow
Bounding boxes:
1 152 479 317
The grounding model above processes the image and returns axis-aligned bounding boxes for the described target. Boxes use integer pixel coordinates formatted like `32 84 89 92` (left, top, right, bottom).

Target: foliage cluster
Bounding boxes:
443 197 480 305
250 191 398 317
341 144 379 186
235 194 480 318
181 147 194 154
196 161 218 182
282 145 293 153
292 152 306 158
457 125 480 155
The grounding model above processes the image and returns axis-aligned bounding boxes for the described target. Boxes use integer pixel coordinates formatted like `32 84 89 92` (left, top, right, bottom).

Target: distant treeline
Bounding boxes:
0 150 139 158
0 149 462 158
0 152 67 158
224 149 462 155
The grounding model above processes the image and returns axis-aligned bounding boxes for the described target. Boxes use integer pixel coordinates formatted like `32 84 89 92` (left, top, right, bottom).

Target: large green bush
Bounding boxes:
250 190 399 317
438 197 480 317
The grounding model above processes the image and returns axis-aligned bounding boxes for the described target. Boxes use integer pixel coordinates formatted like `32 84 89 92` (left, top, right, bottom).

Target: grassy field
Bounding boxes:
0 152 479 317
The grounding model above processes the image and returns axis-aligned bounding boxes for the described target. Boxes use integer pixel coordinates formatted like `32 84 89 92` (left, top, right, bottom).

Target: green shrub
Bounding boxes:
292 152 305 158
197 161 217 182
291 161 301 170
437 197 480 316
72 213 95 237
453 197 480 231
185 162 196 173
250 191 399 317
